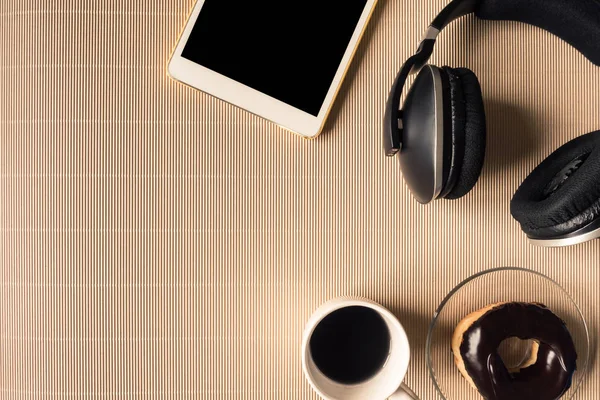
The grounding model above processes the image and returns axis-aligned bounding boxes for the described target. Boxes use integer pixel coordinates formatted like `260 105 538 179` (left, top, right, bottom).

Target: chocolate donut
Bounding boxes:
452 302 577 400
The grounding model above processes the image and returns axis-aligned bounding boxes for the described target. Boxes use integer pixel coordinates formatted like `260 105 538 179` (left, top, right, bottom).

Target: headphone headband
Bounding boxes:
384 0 477 156
431 0 478 31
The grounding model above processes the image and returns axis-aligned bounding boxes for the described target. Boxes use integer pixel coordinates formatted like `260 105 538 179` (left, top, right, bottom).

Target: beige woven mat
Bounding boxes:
1 0 598 398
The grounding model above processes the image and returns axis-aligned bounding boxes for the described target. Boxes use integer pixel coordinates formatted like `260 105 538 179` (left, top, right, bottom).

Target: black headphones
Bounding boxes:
384 0 600 247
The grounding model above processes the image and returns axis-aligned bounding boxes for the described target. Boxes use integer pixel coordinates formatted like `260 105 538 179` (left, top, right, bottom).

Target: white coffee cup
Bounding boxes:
302 297 418 400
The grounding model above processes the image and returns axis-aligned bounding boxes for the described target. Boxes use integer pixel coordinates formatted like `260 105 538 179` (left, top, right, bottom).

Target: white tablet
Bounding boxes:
168 0 378 138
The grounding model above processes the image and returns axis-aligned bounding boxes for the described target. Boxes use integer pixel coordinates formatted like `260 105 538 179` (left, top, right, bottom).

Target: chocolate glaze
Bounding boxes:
459 302 577 400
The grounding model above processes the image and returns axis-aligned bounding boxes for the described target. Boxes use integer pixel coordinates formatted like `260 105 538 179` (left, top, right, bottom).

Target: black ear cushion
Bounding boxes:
511 130 600 236
438 67 466 199
443 67 487 200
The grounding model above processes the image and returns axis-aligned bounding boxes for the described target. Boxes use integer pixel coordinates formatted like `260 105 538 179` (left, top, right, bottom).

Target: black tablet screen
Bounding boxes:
181 1 369 116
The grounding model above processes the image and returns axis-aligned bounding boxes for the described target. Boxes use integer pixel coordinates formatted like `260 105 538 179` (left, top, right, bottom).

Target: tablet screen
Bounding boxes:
181 0 369 116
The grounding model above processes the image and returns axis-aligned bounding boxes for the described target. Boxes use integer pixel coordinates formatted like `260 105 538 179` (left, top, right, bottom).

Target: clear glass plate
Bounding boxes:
426 267 590 399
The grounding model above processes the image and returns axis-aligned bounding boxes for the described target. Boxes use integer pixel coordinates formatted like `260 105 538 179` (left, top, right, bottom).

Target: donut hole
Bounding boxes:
497 337 540 372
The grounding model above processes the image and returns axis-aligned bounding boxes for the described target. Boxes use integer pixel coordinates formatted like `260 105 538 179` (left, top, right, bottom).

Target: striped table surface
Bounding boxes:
1 0 598 398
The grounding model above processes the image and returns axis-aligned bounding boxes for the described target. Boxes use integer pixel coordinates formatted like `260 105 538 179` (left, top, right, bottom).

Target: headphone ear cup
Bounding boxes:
511 130 600 238
442 67 487 200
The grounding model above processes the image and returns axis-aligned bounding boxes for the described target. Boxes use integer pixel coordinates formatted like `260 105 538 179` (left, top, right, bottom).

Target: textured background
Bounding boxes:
1 0 599 398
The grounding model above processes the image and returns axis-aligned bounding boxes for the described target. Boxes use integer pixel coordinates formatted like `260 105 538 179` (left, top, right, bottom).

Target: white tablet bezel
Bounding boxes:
168 0 378 138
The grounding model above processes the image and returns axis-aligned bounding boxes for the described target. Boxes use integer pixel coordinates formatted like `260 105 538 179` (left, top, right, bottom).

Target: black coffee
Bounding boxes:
309 306 391 384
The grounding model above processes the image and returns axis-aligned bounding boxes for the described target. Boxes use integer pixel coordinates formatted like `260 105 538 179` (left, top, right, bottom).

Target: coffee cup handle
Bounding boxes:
389 383 419 399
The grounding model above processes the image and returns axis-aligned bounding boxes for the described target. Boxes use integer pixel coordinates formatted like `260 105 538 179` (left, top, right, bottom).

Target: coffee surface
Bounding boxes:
309 306 391 384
